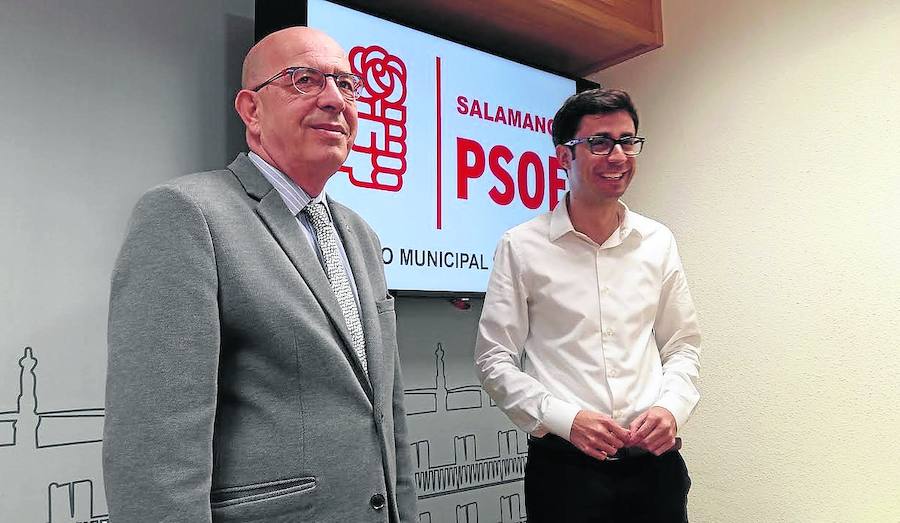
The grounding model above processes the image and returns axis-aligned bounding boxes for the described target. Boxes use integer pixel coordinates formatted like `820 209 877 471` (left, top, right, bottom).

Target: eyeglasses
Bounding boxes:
563 135 646 156
251 66 363 101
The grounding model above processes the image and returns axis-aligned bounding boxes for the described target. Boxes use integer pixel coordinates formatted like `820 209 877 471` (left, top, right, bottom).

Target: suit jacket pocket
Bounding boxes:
375 294 395 314
210 476 317 512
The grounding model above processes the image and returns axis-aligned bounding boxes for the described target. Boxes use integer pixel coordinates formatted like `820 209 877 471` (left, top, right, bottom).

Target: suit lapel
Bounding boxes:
256 191 357 349
331 202 384 411
227 155 373 400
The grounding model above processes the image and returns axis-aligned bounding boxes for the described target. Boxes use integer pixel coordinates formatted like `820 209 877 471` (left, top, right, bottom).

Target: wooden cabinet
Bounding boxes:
336 0 663 77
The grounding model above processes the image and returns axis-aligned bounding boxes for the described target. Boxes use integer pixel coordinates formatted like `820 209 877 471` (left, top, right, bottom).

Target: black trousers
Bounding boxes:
524 435 691 523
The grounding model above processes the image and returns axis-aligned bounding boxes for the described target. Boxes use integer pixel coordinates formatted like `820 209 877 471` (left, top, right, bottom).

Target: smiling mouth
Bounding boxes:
311 125 346 135
600 173 626 180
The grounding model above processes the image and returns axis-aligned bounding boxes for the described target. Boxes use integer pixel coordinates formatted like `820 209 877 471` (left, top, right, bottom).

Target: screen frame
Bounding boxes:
255 0 602 89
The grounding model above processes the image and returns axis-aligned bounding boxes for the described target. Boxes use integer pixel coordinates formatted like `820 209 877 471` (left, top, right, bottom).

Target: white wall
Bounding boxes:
592 1 900 521
0 1 254 519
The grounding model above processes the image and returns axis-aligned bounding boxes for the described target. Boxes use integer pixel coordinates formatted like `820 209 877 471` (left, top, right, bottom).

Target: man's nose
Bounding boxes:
607 144 628 162
316 77 346 111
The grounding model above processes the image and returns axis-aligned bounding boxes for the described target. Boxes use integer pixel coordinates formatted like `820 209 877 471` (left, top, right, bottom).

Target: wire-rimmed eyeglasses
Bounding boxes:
251 66 363 101
563 135 646 156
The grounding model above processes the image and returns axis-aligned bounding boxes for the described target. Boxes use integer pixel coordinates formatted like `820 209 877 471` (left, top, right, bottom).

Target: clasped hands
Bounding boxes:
569 407 677 461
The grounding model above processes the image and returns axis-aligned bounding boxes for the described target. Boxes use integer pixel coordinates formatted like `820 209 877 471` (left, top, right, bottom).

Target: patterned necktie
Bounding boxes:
302 202 368 373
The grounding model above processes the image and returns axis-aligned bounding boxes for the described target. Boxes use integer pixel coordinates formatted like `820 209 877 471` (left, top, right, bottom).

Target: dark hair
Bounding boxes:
551 89 639 147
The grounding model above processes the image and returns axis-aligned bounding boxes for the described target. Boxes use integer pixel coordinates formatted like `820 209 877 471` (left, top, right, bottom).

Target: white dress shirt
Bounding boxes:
248 151 360 305
475 194 701 441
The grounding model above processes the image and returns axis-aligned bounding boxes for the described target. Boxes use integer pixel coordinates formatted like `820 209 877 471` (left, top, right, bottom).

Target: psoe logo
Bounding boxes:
342 45 408 192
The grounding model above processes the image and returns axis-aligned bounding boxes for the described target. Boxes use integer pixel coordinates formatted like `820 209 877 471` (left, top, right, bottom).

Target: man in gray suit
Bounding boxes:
103 27 417 522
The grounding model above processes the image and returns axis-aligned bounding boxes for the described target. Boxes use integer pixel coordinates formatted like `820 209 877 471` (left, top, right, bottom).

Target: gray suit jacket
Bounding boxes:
104 154 417 522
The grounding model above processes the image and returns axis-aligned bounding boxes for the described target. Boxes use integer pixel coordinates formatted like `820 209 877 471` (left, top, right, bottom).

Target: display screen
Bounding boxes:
309 0 576 294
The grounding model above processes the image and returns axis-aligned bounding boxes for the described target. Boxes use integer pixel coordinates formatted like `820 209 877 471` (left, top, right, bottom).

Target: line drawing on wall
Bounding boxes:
403 342 528 522
0 347 108 522
412 429 526 499
47 479 109 523
456 500 478 522
419 495 527 523
499 493 527 522
0 347 105 450
404 343 496 416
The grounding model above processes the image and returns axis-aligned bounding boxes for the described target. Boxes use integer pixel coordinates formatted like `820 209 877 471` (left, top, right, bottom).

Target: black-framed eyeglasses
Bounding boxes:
563 135 646 156
251 66 363 101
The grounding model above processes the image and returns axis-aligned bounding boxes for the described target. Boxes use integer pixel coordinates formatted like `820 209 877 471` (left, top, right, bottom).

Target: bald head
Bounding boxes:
241 27 345 90
234 26 358 196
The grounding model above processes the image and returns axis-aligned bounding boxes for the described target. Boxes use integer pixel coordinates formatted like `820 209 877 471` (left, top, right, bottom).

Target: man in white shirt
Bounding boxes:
475 89 700 522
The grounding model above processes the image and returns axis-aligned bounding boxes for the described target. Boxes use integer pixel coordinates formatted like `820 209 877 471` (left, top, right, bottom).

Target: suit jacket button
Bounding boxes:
370 493 386 510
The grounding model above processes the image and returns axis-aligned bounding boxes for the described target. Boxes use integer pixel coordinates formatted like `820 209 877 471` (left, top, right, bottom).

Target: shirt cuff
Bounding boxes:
541 397 582 441
653 397 692 433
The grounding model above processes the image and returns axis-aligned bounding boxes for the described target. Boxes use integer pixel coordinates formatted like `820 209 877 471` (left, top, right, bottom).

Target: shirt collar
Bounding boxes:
248 151 331 219
548 194 576 242
549 192 645 244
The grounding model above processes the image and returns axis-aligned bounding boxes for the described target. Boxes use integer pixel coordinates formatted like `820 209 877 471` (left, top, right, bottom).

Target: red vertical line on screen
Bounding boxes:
435 56 443 230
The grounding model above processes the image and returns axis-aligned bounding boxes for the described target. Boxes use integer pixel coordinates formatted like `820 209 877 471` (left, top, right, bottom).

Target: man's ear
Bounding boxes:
234 90 260 134
555 144 573 172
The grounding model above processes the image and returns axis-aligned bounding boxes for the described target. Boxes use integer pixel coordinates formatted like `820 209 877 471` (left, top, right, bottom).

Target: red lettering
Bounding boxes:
507 109 522 127
456 96 469 115
494 106 507 124
483 101 495 121
470 99 483 118
548 156 567 210
454 95 552 136
456 137 484 200
518 152 544 210
523 113 534 131
456 137 563 209
488 145 515 206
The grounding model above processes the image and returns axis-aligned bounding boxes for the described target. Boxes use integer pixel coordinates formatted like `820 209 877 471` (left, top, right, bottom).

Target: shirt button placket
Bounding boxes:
596 249 606 345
